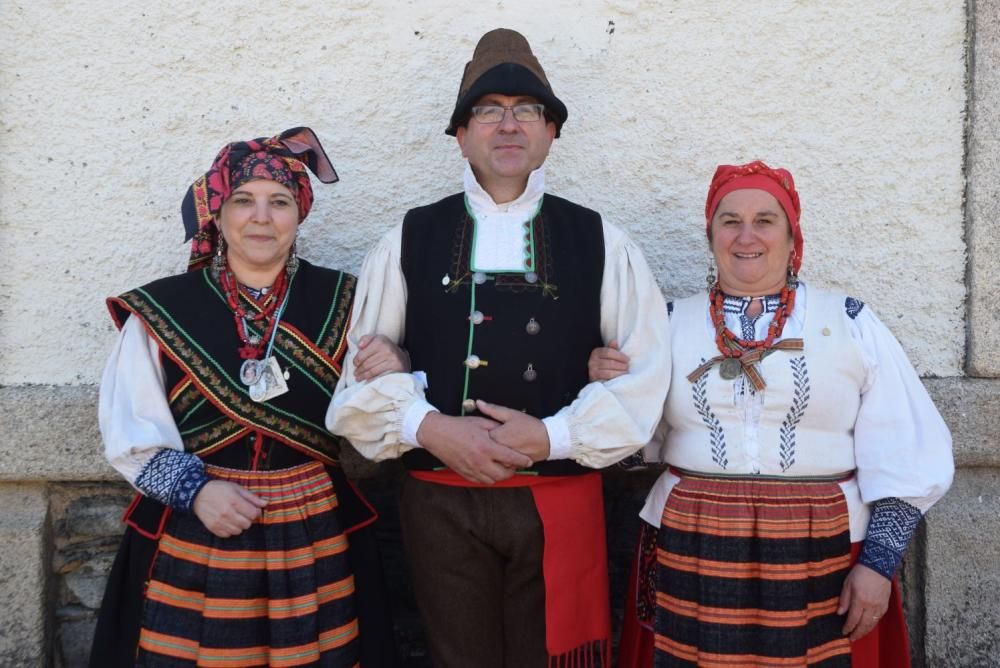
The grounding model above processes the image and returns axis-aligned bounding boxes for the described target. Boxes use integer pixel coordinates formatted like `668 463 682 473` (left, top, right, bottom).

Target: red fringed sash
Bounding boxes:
410 470 611 666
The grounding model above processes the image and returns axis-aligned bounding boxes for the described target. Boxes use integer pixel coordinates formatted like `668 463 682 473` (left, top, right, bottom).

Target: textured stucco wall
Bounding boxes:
0 0 966 384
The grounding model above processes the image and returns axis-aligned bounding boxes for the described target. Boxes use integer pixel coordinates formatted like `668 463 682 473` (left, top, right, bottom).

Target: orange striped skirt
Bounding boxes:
137 461 360 667
653 472 853 667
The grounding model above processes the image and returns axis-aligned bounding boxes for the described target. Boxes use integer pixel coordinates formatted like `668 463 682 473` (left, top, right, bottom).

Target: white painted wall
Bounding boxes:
0 0 966 383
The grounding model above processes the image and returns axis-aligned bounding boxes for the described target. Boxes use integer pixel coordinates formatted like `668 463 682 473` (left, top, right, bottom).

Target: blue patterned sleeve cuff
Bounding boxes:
134 449 211 513
858 497 923 580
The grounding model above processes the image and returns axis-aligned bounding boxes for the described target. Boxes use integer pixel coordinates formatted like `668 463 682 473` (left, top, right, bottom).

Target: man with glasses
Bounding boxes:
330 28 669 667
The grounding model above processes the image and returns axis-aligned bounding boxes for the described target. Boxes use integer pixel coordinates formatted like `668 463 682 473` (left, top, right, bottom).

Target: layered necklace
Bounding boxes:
218 264 293 402
686 282 803 390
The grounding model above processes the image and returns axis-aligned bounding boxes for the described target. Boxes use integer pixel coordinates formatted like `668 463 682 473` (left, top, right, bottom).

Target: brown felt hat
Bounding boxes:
445 29 568 137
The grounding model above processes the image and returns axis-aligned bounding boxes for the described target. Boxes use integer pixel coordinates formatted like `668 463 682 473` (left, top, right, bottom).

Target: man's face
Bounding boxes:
456 94 557 191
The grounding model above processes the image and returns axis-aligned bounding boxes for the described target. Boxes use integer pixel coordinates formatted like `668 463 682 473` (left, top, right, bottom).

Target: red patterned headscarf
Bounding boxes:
182 127 338 271
704 160 803 273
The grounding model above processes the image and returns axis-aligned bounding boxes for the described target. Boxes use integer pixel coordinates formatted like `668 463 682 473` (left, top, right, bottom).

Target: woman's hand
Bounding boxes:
354 334 411 381
192 480 267 538
838 563 891 641
588 340 630 382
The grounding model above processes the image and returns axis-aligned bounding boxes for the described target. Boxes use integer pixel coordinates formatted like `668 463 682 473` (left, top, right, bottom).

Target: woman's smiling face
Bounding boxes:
218 179 299 282
709 188 794 296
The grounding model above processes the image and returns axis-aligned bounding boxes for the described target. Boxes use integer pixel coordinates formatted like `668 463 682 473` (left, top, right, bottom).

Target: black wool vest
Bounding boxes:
108 260 355 465
400 192 604 476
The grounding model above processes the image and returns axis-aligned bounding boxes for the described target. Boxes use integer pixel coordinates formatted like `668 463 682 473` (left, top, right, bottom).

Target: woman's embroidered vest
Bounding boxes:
665 288 866 477
107 260 354 465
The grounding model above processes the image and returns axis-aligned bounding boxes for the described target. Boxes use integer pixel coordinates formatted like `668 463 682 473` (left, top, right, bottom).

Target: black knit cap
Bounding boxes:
445 29 568 137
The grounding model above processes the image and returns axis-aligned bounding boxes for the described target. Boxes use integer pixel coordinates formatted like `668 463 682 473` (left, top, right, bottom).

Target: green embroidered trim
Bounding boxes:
122 278 334 450
460 281 477 416
466 195 542 274
179 396 209 426
169 382 203 422
317 272 343 341
205 269 346 400
180 415 229 437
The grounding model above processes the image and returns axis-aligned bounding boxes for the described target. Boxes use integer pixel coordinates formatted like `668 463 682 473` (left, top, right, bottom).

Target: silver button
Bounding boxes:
464 355 481 369
473 271 487 285
524 271 538 284
525 317 540 335
462 399 477 412
470 310 485 325
522 364 537 383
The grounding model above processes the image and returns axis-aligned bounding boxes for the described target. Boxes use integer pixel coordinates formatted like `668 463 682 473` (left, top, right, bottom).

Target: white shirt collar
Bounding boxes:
463 162 545 217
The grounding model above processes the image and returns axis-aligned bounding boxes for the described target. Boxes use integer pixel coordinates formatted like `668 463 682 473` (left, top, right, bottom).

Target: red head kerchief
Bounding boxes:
182 127 338 271
704 160 803 274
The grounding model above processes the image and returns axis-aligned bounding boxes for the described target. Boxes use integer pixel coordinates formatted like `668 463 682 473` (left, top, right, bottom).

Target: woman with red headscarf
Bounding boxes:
595 161 953 667
90 128 401 667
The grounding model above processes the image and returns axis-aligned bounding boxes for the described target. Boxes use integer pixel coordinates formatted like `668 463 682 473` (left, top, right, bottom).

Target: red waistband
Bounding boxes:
408 468 585 488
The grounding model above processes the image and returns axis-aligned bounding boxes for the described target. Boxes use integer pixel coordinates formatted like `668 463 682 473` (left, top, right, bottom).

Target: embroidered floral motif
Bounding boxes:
316 273 355 362
721 294 781 339
116 287 341 463
779 356 810 471
859 497 922 579
169 380 203 421
180 418 249 456
692 363 727 469
845 297 866 320
636 521 658 625
135 449 210 512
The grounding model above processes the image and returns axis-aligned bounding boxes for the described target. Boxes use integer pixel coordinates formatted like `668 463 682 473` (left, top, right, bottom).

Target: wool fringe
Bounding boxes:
548 639 609 668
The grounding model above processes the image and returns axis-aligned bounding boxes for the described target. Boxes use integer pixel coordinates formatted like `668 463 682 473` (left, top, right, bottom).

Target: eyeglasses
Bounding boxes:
469 103 546 124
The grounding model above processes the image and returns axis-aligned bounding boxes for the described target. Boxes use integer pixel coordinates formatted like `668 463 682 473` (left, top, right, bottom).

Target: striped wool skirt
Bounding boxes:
136 461 360 667
653 471 855 668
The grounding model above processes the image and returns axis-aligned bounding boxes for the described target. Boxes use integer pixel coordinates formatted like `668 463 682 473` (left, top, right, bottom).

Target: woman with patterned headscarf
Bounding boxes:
89 128 402 667
591 161 953 667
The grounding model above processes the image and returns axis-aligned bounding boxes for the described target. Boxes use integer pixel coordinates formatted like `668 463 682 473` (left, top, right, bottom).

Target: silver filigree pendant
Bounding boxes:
247 356 289 402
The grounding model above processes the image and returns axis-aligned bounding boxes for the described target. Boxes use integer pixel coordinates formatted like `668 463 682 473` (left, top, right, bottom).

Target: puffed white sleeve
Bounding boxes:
99 315 209 511
327 224 438 461
541 221 671 468
850 304 954 513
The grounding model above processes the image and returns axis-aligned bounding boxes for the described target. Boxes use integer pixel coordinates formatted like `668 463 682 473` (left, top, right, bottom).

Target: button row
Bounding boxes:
468 313 541 336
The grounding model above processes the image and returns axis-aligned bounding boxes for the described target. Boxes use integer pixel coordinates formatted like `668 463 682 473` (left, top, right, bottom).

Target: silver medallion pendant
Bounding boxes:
248 356 290 402
719 357 743 380
240 359 262 386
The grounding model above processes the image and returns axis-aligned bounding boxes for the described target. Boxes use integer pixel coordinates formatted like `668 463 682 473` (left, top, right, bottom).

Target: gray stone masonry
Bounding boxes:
0 483 50 667
967 0 1000 376
922 468 1000 666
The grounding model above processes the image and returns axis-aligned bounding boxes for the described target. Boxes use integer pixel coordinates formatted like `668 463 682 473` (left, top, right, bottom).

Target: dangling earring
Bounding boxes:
211 234 227 280
286 233 300 276
706 256 718 290
786 253 799 290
